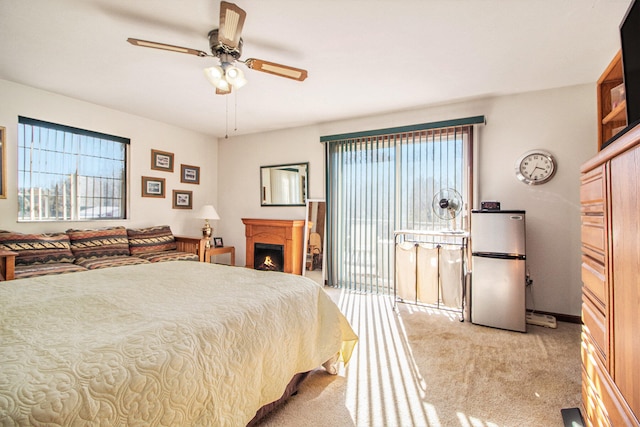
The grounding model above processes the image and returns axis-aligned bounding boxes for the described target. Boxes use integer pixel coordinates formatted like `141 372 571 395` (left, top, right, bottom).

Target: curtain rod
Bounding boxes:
19 116 131 145
320 115 486 143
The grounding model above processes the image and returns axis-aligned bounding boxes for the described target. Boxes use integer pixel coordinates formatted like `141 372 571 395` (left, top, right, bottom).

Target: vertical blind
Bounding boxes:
322 117 482 293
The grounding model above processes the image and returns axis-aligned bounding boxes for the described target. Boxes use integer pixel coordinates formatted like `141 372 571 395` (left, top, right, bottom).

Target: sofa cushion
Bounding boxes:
127 225 177 255
0 232 75 266
67 226 130 260
135 250 199 263
14 263 88 279
74 255 150 270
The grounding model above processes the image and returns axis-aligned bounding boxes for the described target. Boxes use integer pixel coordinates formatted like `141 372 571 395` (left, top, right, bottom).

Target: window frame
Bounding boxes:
17 116 129 222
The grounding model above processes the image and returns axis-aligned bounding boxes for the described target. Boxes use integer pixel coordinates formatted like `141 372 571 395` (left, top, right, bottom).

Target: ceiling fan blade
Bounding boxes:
127 38 209 57
219 1 246 49
245 58 308 81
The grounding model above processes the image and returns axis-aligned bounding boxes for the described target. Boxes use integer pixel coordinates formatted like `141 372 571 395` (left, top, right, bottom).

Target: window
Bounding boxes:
323 117 482 292
17 117 128 221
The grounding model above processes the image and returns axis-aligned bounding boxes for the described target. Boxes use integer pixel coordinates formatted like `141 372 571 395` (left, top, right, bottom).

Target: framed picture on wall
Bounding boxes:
180 164 200 184
151 149 174 172
141 176 165 198
172 190 193 209
0 126 5 199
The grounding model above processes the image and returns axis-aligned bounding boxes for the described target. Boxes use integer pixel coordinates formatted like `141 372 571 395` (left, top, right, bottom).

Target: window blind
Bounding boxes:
323 116 481 293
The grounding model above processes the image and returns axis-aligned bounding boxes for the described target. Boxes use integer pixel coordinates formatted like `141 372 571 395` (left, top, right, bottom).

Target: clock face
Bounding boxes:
515 150 556 185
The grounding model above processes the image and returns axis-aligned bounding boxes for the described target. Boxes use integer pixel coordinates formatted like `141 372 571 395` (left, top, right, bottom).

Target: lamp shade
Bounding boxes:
197 204 220 220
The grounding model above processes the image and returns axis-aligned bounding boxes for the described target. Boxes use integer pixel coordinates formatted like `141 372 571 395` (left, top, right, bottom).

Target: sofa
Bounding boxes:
0 225 207 281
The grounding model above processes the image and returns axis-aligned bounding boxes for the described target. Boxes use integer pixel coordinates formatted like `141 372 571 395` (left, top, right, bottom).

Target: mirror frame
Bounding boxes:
260 162 309 206
0 126 5 199
302 199 326 280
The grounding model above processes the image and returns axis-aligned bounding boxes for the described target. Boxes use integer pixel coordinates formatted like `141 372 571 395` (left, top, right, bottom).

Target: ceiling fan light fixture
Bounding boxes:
225 66 247 89
216 78 230 91
204 64 246 90
204 65 224 86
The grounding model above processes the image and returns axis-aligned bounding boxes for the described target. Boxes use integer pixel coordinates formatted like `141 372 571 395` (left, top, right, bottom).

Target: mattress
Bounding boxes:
0 261 357 426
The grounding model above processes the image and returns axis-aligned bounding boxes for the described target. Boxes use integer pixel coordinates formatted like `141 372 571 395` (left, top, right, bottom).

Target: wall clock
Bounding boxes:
515 150 557 185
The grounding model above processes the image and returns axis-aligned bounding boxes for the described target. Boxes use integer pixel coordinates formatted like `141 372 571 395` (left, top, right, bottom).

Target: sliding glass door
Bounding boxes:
324 122 475 293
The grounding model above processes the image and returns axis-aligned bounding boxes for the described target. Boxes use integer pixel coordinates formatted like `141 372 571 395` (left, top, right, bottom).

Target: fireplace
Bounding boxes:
254 243 284 272
242 218 305 275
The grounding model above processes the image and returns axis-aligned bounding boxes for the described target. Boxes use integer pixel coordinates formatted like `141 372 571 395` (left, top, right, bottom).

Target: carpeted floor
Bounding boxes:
256 286 582 427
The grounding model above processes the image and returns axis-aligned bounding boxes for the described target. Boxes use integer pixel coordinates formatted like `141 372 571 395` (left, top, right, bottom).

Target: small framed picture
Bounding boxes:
213 237 224 248
141 176 165 198
172 190 193 209
180 164 200 184
151 149 174 172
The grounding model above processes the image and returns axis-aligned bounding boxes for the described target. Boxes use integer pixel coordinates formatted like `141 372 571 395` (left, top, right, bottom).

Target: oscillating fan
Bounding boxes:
432 188 463 229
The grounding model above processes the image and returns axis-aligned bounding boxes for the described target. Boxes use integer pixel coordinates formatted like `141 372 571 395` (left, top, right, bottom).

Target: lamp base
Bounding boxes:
202 223 212 248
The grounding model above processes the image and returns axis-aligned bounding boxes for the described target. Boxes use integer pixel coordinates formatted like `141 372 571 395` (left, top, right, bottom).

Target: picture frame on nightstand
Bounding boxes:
213 237 223 247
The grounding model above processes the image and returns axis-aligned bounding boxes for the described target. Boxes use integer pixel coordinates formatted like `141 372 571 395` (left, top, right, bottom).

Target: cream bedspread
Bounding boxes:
0 262 357 426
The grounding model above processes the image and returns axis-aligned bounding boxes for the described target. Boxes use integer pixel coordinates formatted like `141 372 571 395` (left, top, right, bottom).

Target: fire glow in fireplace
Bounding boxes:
254 243 284 272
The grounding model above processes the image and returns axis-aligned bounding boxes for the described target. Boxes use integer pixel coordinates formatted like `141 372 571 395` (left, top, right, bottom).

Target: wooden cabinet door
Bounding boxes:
610 144 640 420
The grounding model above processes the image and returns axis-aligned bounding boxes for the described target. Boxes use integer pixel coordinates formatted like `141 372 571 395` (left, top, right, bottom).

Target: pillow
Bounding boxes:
0 232 75 265
66 226 130 259
127 225 177 255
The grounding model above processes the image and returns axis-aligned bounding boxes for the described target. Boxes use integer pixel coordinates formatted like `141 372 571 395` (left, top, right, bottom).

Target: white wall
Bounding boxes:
0 78 595 316
219 83 597 317
0 79 218 236
217 126 324 256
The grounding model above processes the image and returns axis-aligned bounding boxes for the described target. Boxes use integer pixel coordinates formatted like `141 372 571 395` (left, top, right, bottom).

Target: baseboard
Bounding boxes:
527 309 581 325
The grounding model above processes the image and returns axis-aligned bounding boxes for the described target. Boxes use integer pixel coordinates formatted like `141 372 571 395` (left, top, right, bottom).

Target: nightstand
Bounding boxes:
0 249 18 281
204 246 235 266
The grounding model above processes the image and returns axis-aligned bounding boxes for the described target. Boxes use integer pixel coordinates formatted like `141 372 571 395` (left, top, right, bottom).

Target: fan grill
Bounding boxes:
432 188 463 228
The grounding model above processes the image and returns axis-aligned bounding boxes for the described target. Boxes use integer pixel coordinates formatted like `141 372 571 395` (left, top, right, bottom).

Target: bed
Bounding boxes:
0 261 357 426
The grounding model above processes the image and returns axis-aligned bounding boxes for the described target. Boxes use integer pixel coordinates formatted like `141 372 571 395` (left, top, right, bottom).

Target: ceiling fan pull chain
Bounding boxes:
234 91 238 132
225 95 229 139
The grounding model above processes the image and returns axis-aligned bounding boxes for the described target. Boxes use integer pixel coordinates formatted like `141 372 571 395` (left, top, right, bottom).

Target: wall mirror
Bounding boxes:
260 162 308 206
302 199 326 282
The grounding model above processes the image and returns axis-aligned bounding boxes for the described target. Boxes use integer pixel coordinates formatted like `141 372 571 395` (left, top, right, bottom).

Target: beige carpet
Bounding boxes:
256 286 582 427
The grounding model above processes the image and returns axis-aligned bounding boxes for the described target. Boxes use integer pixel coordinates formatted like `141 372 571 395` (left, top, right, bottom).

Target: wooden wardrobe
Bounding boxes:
580 122 640 427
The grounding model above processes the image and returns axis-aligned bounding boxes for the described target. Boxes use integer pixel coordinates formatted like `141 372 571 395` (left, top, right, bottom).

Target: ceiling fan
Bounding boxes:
126 1 308 95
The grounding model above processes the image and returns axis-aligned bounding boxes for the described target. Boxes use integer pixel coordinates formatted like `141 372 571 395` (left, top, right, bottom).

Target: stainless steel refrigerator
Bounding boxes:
471 210 526 332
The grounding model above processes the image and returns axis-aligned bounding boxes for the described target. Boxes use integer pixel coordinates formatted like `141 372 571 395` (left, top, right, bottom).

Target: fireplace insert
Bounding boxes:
254 243 284 272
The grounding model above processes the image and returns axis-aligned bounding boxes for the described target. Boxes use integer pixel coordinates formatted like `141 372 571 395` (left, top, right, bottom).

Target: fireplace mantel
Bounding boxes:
242 218 305 275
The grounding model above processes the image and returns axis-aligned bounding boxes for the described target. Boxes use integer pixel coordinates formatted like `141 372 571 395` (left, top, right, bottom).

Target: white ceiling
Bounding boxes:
0 0 633 138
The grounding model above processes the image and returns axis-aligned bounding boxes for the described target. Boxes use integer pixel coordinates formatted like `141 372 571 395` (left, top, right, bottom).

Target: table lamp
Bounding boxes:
196 204 220 247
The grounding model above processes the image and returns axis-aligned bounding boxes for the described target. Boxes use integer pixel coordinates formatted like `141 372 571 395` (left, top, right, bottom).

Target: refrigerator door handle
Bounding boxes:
472 252 526 260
